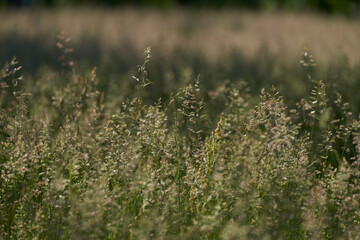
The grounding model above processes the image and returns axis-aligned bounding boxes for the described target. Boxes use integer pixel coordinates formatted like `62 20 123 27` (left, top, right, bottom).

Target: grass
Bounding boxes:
2 8 360 64
0 8 360 239
1 8 360 116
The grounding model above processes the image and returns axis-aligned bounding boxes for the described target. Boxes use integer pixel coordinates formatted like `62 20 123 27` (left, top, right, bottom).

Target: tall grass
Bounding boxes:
0 38 359 239
2 9 360 120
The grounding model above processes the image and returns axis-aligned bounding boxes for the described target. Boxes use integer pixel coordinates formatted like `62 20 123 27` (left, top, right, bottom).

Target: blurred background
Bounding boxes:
2 0 360 14
1 0 360 118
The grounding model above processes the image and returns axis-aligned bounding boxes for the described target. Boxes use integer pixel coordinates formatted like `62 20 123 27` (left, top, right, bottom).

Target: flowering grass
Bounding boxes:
0 38 359 239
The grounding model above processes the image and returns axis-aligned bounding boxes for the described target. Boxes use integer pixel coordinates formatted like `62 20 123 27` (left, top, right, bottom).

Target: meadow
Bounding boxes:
0 7 360 239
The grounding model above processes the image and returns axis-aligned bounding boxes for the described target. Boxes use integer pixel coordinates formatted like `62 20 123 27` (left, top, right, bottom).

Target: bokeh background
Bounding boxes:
1 0 360 119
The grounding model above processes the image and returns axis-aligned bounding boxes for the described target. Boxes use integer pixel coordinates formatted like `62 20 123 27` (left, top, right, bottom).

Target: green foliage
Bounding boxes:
3 0 358 14
0 44 359 240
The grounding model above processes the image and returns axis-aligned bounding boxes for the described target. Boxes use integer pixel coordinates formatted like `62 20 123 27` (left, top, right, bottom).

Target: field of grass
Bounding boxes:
1 8 360 115
1 8 360 239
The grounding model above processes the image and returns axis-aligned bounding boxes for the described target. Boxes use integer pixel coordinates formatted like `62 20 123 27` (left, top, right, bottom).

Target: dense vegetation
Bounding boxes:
2 0 360 15
0 22 360 238
2 9 360 115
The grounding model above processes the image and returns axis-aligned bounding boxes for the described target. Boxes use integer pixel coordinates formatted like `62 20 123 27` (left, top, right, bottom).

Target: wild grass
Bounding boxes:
2 8 360 64
0 33 359 240
1 8 360 118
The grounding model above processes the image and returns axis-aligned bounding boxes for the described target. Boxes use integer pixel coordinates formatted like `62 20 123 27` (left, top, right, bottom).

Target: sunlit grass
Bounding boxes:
0 42 359 239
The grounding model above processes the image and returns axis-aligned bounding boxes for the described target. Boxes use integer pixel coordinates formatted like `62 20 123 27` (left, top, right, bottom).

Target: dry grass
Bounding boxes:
1 7 360 65
0 46 359 239
1 7 360 237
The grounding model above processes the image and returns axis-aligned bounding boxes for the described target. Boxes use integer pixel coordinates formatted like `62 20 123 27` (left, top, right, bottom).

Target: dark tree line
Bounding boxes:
1 0 360 15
